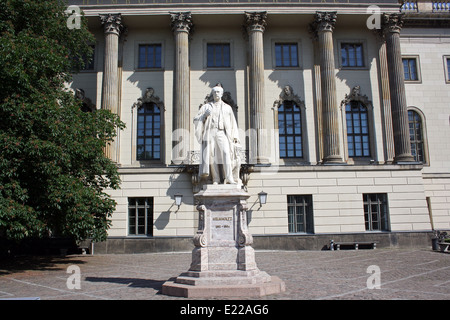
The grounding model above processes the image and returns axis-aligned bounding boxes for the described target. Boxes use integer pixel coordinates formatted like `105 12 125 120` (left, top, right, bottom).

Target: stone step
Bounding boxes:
174 272 272 286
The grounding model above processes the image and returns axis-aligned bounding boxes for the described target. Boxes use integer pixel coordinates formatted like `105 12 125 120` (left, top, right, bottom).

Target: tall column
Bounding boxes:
310 12 343 164
244 12 269 165
170 12 193 164
374 30 395 163
100 13 124 162
382 14 414 163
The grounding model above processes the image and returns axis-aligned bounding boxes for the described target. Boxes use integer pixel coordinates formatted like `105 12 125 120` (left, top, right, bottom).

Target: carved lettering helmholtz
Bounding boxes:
210 212 234 241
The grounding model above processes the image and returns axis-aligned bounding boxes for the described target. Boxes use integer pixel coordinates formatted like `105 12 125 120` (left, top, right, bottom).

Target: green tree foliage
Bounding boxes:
0 0 125 242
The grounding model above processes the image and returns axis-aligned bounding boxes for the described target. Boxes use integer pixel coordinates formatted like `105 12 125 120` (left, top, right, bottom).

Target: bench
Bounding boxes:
330 240 377 251
438 242 450 253
77 240 93 255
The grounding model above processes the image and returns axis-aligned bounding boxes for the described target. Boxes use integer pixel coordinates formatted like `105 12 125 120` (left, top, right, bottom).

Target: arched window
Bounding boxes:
408 109 424 163
137 102 161 160
278 100 303 158
346 101 370 157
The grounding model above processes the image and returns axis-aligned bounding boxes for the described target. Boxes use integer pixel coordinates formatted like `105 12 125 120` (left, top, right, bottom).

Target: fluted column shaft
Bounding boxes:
382 14 414 163
311 12 342 164
100 14 123 162
245 12 269 164
374 33 395 163
171 12 193 164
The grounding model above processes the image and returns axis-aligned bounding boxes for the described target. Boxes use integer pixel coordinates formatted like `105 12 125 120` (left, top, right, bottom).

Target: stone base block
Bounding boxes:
161 276 285 298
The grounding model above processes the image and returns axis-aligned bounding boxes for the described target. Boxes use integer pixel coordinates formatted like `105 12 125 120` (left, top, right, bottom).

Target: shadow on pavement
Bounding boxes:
85 276 177 292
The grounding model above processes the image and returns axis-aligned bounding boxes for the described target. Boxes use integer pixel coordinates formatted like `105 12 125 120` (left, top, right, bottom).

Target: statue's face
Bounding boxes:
145 88 154 98
284 86 291 95
211 87 223 101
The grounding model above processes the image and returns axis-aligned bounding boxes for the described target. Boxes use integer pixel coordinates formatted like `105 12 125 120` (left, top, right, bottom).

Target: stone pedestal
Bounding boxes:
162 185 285 298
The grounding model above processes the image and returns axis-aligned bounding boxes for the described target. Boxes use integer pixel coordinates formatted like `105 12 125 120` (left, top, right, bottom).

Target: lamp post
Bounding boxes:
258 191 267 207
174 194 183 208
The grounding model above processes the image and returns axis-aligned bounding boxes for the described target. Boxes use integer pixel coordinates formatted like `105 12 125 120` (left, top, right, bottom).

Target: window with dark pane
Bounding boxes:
341 43 364 67
138 44 162 69
128 197 153 236
278 101 302 158
346 101 370 157
207 43 231 68
137 102 161 160
363 193 389 232
408 110 424 163
402 58 418 81
275 43 299 68
287 195 314 234
447 58 450 80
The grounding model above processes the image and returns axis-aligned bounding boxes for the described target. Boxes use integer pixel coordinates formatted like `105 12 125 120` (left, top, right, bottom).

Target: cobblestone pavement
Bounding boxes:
0 248 449 300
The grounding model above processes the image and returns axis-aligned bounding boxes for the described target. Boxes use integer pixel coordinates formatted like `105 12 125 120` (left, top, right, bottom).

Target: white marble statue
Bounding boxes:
194 85 241 185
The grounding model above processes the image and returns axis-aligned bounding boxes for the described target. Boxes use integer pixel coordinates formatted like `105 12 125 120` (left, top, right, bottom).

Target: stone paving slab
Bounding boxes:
0 249 449 301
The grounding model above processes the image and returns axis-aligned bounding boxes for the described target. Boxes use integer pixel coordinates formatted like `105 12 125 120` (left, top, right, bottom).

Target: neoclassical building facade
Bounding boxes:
68 0 450 253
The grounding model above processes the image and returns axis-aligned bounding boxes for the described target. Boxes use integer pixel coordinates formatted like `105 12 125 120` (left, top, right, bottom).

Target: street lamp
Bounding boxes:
258 191 267 207
174 194 183 208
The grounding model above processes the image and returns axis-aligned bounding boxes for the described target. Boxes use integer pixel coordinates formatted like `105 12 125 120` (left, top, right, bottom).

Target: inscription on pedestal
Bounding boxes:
211 214 234 241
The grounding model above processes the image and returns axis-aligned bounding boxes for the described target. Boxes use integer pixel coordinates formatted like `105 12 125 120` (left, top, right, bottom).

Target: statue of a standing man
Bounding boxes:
194 85 241 185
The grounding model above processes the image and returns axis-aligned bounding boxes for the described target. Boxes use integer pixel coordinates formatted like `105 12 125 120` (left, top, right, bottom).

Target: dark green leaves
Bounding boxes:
0 0 124 242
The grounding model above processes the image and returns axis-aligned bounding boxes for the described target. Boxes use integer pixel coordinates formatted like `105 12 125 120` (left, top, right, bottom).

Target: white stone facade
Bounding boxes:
68 0 450 247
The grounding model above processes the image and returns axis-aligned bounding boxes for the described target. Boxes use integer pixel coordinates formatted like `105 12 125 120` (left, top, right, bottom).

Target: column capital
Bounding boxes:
244 11 267 33
310 11 337 37
382 13 404 35
170 12 193 33
99 13 124 36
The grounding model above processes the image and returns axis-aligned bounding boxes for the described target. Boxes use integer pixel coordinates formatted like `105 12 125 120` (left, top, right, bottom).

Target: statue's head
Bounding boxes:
144 87 154 99
211 85 224 101
282 85 293 98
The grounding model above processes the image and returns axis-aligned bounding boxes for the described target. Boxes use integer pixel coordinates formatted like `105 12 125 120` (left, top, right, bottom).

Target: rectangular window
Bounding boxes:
447 58 450 80
207 43 231 68
287 195 314 234
346 101 370 158
138 44 162 69
446 57 450 83
278 101 303 158
363 194 390 232
408 110 425 163
403 58 419 81
341 43 364 67
137 103 161 160
128 197 153 236
275 43 299 68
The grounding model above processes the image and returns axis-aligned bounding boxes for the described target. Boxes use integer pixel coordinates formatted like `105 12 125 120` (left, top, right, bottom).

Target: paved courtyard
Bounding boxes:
0 248 449 300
